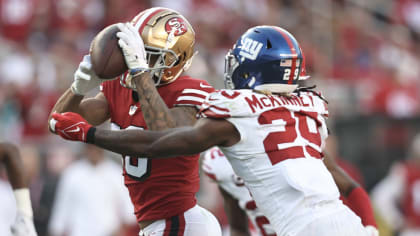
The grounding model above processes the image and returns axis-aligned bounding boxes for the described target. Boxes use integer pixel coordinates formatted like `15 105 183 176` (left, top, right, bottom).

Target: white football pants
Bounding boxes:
295 204 367 236
138 204 222 236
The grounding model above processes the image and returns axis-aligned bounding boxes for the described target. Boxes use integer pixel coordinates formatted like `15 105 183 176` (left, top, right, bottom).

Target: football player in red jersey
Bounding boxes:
372 133 420 236
49 7 221 236
50 25 377 235
0 143 37 236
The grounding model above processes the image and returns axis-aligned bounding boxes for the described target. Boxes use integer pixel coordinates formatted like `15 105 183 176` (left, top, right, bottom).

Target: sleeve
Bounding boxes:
344 186 377 227
173 79 215 109
48 173 73 235
199 90 254 119
199 91 234 119
371 163 405 230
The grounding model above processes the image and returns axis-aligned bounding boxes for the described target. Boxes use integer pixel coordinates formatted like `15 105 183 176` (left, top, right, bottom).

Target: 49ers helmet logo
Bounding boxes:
165 17 188 36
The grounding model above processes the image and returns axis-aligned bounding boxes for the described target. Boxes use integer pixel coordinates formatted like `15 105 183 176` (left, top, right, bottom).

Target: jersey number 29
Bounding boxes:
258 107 323 165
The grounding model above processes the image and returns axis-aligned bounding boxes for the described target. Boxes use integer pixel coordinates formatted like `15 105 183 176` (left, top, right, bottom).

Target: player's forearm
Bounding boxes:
331 166 359 196
50 89 84 120
323 155 359 196
92 128 197 158
92 126 208 158
0 143 26 189
92 128 163 156
133 73 177 130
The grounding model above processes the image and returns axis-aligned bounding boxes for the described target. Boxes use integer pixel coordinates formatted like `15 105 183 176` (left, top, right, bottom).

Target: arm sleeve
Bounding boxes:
371 163 405 230
345 186 377 227
173 79 215 109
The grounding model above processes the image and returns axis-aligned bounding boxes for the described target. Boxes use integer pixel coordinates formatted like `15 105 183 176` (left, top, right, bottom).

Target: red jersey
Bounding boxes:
101 76 214 222
401 161 420 227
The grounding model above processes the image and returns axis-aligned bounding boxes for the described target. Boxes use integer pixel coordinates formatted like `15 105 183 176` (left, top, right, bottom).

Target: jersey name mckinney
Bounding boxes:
244 94 314 113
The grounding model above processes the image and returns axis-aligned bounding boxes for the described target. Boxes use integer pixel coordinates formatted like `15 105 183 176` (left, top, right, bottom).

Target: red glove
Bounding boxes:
50 112 93 143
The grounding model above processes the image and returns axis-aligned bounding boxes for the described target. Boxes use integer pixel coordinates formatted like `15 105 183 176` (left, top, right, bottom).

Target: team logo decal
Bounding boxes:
239 37 263 60
165 17 188 36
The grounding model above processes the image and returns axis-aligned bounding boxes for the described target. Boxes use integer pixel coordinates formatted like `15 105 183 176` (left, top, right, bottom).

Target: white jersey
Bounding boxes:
202 147 277 236
200 89 341 235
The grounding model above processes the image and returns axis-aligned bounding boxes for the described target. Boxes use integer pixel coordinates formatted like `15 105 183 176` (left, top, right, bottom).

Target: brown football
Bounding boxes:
90 24 127 79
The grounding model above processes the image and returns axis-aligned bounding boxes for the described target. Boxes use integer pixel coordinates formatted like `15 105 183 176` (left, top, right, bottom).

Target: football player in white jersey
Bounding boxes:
201 51 378 236
50 26 372 235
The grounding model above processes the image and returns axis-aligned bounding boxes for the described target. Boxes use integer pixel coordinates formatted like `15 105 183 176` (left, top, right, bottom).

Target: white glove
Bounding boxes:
71 55 103 96
116 22 149 74
10 211 37 236
365 226 379 236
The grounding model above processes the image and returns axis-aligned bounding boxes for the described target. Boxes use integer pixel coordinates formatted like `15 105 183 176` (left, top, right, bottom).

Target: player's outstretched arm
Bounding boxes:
93 118 239 157
219 187 250 236
0 143 37 236
50 111 240 158
323 155 378 233
49 55 110 127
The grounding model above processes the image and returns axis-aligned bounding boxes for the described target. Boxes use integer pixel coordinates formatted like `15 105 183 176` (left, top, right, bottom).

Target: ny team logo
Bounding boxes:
165 17 188 36
239 37 263 60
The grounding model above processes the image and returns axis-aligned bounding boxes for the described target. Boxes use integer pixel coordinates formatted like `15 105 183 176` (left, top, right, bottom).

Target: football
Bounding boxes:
90 24 127 79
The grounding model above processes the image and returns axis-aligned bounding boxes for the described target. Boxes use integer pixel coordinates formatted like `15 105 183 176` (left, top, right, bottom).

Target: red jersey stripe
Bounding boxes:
177 213 186 236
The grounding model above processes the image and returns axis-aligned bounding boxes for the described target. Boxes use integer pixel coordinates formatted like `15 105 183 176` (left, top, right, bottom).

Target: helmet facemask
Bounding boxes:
119 39 180 90
145 45 178 85
224 49 239 89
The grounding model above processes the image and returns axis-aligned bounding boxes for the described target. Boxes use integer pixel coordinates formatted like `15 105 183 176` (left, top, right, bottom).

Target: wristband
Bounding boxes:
13 188 33 218
86 127 96 144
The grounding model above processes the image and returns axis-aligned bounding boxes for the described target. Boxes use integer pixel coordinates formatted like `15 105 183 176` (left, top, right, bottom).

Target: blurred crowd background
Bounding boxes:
0 0 419 235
